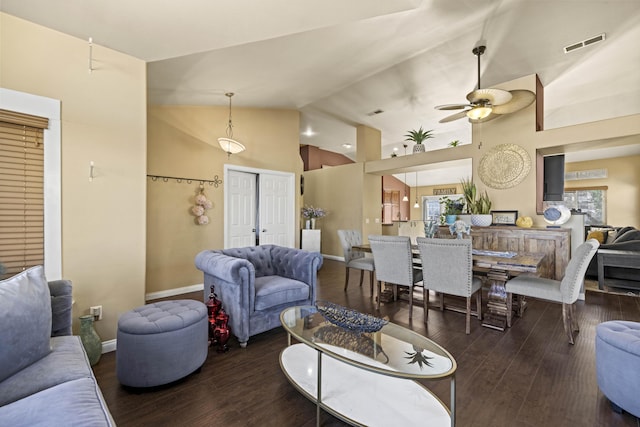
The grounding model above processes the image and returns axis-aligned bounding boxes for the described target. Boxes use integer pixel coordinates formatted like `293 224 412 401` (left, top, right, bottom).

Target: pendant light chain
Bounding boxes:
225 92 234 139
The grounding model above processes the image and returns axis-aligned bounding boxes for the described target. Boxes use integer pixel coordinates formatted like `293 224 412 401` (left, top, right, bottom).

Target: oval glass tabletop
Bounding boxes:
280 305 456 380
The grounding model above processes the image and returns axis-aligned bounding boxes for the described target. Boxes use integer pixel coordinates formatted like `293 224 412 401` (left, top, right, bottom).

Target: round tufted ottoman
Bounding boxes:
116 300 208 387
596 320 640 417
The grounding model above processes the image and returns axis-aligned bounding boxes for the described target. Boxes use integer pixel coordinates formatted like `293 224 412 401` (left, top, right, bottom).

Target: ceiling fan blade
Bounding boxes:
491 90 536 114
439 110 470 123
434 103 470 111
466 88 512 105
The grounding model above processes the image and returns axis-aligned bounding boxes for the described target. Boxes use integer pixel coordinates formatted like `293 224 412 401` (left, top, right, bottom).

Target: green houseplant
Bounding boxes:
439 196 464 225
460 178 493 226
404 126 434 154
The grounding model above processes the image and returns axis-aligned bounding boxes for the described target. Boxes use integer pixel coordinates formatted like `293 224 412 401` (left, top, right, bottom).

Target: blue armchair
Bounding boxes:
195 245 323 347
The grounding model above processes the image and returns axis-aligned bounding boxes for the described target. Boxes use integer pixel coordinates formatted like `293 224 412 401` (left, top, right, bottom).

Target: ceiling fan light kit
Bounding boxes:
435 45 535 124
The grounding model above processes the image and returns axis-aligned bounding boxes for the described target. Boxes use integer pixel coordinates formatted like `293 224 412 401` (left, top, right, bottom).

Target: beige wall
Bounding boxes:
565 155 640 227
1 13 147 341
146 106 303 294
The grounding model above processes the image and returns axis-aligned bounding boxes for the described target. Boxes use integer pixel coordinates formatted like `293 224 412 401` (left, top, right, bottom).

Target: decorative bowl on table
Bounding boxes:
315 301 388 333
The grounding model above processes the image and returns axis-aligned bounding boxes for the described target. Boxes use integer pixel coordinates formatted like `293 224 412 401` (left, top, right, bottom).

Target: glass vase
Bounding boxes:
79 314 102 366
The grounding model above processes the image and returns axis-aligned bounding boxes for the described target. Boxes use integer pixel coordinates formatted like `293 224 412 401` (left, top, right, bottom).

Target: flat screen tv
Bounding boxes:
543 154 565 201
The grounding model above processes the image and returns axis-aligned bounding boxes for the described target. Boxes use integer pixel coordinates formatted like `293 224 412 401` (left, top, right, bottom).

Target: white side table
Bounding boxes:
301 229 321 252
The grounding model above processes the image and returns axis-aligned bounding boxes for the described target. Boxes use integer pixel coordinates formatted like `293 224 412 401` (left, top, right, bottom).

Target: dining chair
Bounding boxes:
416 237 482 334
505 238 599 344
337 230 376 294
368 235 423 319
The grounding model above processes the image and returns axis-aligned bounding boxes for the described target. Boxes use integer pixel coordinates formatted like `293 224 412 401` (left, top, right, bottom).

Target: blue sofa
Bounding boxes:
195 245 323 347
0 266 114 426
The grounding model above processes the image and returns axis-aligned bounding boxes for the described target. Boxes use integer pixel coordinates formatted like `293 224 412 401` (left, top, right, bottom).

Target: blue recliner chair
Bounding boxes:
195 245 323 347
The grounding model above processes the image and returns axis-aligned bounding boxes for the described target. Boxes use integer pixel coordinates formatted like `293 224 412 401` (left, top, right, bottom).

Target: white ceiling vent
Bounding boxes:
564 33 606 53
366 109 384 116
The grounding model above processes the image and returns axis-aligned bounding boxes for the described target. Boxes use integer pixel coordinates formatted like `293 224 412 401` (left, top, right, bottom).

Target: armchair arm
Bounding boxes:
48 279 72 337
195 250 256 343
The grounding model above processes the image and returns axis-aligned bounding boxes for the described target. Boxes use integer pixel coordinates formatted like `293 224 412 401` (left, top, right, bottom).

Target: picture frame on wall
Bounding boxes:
491 210 518 226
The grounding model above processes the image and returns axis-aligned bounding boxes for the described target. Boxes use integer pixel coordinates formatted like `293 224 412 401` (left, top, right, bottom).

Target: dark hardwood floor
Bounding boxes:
93 259 640 426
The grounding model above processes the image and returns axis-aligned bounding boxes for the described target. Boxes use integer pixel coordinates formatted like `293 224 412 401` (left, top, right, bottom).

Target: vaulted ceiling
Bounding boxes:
3 0 640 170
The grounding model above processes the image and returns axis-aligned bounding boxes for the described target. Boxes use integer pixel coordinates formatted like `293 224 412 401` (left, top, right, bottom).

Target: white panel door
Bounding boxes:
227 170 257 247
259 173 294 247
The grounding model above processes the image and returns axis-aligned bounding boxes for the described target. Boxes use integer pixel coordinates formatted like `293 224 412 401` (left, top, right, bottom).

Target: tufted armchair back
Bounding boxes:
337 229 365 263
222 245 276 277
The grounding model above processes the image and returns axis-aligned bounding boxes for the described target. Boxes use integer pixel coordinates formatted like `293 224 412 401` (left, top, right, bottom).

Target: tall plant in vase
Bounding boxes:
461 178 493 226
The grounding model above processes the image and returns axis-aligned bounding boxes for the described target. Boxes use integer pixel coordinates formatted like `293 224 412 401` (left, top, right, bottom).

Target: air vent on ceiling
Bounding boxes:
366 109 384 116
564 33 606 53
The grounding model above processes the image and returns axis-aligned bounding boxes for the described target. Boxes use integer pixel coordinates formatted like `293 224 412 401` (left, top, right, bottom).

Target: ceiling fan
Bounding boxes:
435 45 535 123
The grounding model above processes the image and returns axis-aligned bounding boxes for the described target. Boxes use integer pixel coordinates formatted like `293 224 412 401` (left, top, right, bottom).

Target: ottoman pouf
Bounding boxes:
116 300 208 387
596 320 640 417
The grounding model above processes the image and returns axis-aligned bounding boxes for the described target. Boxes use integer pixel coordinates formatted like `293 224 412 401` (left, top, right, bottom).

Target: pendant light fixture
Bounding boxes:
218 92 246 158
402 144 409 202
413 171 420 208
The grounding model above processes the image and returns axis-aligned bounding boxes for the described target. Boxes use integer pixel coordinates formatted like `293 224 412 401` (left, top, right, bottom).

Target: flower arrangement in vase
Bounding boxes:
301 205 327 229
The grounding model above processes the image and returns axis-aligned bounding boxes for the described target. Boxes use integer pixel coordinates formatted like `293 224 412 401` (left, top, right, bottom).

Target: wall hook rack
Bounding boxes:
147 174 223 188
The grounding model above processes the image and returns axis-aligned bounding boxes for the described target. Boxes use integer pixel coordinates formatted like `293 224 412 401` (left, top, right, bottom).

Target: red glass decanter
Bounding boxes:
205 285 222 344
214 306 231 353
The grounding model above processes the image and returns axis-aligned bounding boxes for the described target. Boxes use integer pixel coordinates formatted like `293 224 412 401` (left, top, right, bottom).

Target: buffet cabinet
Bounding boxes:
469 226 571 280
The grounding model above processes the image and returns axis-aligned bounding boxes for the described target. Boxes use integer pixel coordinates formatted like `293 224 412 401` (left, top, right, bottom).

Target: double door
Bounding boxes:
225 168 295 248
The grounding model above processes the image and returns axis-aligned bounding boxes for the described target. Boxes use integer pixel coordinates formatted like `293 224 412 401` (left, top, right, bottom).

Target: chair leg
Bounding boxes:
570 303 579 333
344 267 350 291
465 296 471 334
506 292 513 328
423 288 429 323
393 285 398 301
562 303 575 345
359 269 364 287
476 290 483 321
439 293 444 311
376 280 382 310
409 286 413 320
369 271 374 296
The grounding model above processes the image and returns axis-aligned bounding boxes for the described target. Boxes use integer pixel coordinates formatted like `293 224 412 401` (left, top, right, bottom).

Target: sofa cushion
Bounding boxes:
586 230 606 244
0 336 92 406
0 377 115 426
254 276 309 311
0 266 52 382
614 228 640 244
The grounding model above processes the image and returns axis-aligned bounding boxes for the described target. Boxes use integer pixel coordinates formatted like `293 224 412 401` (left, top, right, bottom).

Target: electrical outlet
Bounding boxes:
90 305 103 321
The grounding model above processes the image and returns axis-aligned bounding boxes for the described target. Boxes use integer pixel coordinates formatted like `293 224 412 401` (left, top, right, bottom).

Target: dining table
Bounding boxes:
352 243 546 331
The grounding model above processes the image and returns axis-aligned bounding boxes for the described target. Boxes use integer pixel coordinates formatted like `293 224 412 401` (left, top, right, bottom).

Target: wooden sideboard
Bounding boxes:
468 226 570 280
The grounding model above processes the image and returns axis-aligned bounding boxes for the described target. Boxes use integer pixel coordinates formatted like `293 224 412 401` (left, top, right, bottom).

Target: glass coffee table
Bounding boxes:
279 305 456 427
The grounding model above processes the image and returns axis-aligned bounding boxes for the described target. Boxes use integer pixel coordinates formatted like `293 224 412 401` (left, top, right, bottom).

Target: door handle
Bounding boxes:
252 228 256 232
262 229 267 233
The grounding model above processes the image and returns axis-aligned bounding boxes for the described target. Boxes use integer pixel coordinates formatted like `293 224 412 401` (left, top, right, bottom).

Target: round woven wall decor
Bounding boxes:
478 143 531 189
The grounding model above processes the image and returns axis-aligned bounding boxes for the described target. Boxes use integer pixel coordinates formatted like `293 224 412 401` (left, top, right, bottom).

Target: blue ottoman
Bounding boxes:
116 300 208 387
596 320 640 417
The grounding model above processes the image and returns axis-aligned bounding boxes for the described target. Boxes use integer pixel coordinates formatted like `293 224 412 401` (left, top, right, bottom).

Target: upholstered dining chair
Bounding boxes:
416 237 482 334
337 230 375 294
368 235 423 319
505 239 600 344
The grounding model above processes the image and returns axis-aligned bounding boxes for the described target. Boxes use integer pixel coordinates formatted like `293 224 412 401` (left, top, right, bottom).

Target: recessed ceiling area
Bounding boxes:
2 0 638 164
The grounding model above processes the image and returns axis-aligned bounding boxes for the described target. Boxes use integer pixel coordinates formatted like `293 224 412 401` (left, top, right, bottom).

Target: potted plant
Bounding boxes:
404 126 434 154
301 205 327 229
470 190 493 226
439 196 464 225
460 178 492 226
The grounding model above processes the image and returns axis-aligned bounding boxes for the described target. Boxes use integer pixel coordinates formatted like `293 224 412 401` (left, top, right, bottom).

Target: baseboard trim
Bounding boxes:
102 339 117 354
145 283 205 301
322 254 343 262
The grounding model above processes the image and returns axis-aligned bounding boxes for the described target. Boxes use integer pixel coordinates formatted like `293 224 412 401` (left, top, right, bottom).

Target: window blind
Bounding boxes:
0 111 48 279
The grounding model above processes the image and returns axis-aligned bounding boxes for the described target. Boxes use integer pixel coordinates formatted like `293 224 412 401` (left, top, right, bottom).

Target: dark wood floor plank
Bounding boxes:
93 258 639 427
